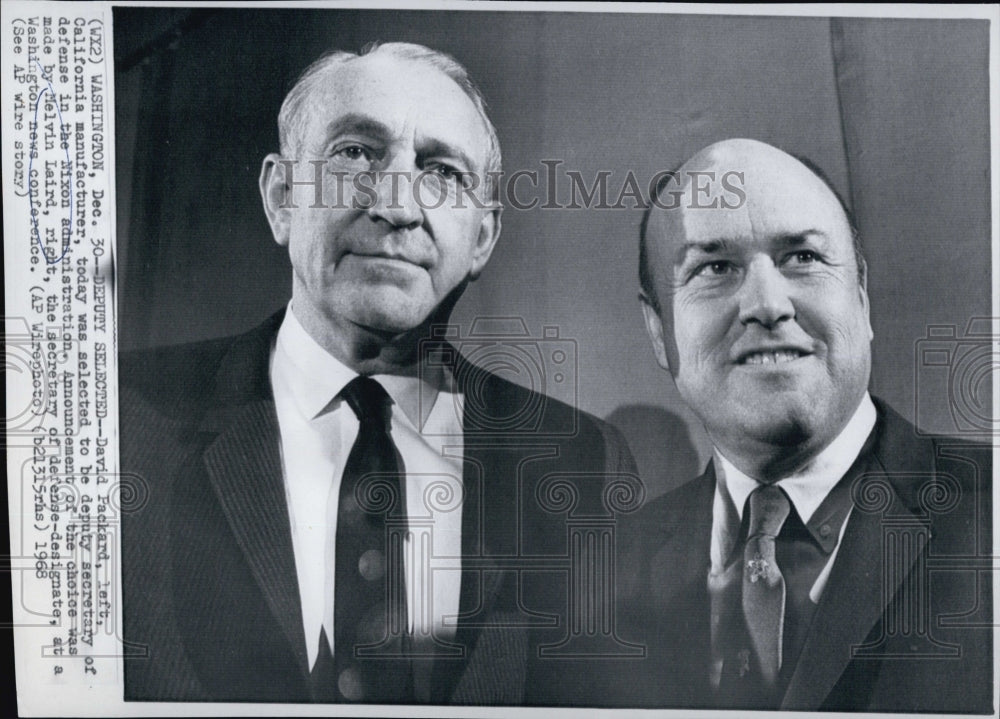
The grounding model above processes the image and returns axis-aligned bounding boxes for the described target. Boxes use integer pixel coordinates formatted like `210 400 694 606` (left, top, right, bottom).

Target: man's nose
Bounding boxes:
365 161 423 229
737 257 795 329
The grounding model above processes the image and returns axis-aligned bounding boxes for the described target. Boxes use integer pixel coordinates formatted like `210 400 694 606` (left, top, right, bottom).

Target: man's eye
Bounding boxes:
785 250 820 265
425 163 463 181
333 144 373 163
693 261 736 278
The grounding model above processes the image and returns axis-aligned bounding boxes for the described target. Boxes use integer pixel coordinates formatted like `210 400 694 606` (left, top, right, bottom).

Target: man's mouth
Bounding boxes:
738 349 808 365
350 252 429 269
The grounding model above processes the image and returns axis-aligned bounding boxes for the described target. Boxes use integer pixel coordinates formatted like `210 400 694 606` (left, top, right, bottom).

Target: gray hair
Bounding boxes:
277 42 502 202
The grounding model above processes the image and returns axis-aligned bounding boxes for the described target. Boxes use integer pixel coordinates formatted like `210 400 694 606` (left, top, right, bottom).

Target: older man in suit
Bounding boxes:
610 138 992 712
120 42 636 705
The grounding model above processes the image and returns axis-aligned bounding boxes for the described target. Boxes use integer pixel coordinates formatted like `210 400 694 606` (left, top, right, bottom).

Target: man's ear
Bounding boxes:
640 294 671 372
468 206 502 280
260 153 291 247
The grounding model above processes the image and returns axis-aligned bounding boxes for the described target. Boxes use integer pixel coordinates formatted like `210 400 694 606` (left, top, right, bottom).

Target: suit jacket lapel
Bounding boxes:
654 466 716 694
190 329 550 700
197 311 309 673
429 349 518 702
781 406 930 710
656 465 715 610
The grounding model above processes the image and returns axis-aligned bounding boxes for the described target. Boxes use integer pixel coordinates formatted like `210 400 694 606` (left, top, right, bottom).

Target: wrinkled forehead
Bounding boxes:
299 54 491 168
649 140 852 263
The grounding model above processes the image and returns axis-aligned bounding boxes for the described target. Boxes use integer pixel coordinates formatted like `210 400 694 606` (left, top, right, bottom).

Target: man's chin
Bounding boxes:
356 302 448 337
352 311 428 337
337 288 434 335
726 399 818 449
750 416 813 448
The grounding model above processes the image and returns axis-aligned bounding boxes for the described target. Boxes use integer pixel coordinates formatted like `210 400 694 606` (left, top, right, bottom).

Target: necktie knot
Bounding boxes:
747 484 790 540
340 376 392 430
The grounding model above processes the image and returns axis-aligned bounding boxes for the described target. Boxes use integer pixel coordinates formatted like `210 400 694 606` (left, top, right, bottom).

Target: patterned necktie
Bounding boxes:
310 376 413 703
742 484 790 687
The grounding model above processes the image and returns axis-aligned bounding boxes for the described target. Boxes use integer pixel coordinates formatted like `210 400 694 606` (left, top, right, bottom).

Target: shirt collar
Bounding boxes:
273 304 453 428
375 369 455 432
273 305 357 419
715 392 877 553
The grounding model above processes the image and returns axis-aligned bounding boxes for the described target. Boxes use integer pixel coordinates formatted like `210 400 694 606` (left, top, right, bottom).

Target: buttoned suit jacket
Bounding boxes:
120 310 638 704
597 400 992 712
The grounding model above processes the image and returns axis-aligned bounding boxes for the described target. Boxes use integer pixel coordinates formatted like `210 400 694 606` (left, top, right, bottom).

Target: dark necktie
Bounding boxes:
309 376 413 703
714 483 791 707
742 484 790 686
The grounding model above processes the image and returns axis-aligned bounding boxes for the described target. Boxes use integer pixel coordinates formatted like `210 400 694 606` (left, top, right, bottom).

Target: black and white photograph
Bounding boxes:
3 2 997 716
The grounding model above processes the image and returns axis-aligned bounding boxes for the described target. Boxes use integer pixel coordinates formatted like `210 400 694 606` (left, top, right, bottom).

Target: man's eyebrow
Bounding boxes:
419 139 478 172
675 231 832 263
675 238 739 263
322 114 393 143
319 115 480 170
772 230 829 247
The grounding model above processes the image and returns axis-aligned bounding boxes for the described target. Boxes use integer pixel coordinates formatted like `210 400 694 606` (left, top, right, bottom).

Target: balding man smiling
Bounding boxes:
607 139 992 712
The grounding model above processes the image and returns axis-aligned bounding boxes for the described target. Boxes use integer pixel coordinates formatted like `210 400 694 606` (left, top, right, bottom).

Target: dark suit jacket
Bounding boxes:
601 399 992 712
120 310 637 704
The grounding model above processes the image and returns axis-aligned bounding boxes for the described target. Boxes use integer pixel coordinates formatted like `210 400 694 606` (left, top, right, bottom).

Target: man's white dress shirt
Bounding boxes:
270 307 464 671
707 393 876 686
709 392 877 601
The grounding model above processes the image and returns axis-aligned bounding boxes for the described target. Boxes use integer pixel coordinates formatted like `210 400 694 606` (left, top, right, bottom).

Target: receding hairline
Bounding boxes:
274 43 503 206
276 43 502 179
639 142 867 313
289 56 458 125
